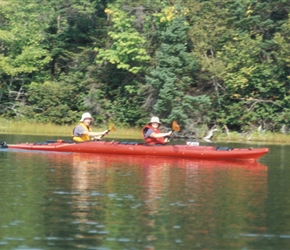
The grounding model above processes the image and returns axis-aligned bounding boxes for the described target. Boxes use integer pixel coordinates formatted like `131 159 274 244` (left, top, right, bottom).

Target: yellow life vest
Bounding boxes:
72 123 92 142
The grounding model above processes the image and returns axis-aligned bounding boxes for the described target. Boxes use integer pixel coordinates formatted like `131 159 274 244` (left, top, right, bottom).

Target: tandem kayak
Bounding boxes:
3 140 269 162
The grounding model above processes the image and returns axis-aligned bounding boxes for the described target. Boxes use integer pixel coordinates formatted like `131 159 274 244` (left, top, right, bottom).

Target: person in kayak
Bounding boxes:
72 112 109 142
142 116 172 145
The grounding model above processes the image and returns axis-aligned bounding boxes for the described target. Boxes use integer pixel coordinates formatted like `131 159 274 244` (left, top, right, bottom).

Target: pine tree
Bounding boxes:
145 10 209 126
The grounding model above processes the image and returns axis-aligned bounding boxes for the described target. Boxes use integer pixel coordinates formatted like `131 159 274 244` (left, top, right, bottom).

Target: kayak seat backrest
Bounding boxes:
118 141 138 145
45 140 74 143
215 146 233 151
143 144 165 146
34 142 50 145
33 140 75 145
143 128 149 137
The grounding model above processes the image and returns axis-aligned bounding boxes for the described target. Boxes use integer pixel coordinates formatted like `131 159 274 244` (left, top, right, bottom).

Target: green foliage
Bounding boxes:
218 34 263 91
82 67 147 126
273 16 290 76
214 30 288 131
95 4 150 74
0 1 52 76
26 80 80 124
0 0 290 134
145 13 201 126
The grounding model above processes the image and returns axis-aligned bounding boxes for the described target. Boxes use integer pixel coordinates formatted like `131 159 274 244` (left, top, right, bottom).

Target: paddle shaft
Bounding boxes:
100 129 110 139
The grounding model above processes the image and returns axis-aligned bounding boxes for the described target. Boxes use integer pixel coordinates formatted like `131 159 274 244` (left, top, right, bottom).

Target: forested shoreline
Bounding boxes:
1 0 290 135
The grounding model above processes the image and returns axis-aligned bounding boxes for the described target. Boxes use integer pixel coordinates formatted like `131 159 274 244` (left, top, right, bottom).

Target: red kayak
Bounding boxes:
6 140 269 162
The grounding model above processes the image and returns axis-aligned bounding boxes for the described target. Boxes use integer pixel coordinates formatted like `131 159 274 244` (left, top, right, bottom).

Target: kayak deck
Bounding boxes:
6 140 269 162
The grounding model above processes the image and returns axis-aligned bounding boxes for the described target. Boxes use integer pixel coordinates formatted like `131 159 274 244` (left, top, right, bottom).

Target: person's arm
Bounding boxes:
150 131 172 138
86 130 109 137
146 129 172 138
74 126 109 138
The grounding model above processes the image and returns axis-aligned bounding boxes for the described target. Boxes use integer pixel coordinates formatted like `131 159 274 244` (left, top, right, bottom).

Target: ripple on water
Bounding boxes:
11 246 45 250
239 233 290 239
4 237 25 241
87 247 111 250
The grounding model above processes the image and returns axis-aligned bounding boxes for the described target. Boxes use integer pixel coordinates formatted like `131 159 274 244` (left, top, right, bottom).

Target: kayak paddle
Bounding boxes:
166 121 180 140
100 122 116 139
172 120 181 133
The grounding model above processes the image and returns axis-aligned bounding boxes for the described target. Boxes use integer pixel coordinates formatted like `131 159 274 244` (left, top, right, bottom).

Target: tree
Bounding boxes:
95 3 150 74
144 5 210 127
0 0 52 117
91 3 151 125
214 1 290 131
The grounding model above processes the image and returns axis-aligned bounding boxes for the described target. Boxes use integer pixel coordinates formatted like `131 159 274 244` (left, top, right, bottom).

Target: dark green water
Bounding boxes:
0 135 289 250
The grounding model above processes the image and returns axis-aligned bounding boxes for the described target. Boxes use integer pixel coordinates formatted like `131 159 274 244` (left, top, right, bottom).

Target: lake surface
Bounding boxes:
0 134 289 250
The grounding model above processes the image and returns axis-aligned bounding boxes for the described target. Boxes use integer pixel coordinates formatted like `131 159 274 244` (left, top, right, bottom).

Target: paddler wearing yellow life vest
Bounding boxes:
72 112 109 142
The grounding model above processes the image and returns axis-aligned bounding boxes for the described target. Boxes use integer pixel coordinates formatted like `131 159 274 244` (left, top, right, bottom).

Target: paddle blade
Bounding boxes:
172 121 180 132
109 123 116 132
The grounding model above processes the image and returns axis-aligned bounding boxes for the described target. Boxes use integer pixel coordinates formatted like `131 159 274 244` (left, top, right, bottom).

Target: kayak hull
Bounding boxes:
7 141 269 162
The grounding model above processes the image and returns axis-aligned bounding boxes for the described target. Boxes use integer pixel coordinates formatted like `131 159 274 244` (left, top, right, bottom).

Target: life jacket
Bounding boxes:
72 123 92 142
142 125 166 145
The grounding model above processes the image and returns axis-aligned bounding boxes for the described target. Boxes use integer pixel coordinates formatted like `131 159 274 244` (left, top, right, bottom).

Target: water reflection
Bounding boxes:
0 150 268 249
65 153 268 249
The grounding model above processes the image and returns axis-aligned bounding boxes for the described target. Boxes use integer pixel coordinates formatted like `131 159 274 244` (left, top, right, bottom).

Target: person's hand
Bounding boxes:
103 130 109 135
93 136 102 141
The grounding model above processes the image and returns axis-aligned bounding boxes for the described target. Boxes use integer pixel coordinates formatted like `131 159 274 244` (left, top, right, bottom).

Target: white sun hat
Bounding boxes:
80 112 93 122
148 116 161 125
